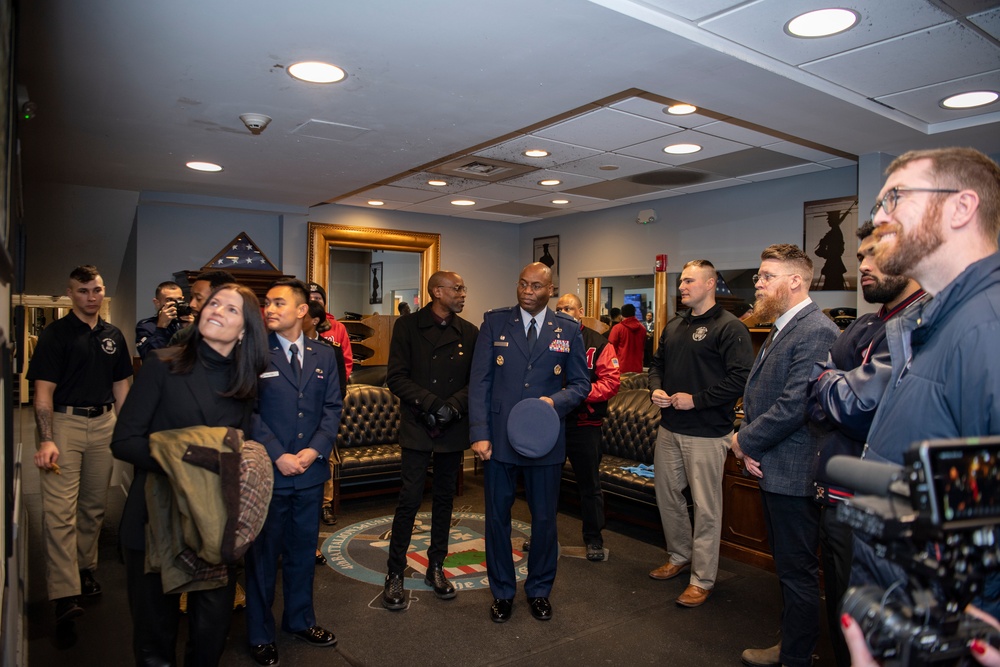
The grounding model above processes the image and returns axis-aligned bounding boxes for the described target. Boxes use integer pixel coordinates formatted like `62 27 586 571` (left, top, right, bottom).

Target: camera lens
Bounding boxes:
841 585 919 659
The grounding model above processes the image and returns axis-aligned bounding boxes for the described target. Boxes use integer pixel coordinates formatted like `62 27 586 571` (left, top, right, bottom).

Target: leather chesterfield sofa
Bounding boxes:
561 387 660 507
332 383 463 513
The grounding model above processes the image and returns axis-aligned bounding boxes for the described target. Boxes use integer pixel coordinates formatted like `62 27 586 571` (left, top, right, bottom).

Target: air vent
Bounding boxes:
428 156 538 182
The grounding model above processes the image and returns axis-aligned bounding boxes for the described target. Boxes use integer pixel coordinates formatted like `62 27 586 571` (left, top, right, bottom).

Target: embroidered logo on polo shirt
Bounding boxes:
101 337 118 354
692 326 708 342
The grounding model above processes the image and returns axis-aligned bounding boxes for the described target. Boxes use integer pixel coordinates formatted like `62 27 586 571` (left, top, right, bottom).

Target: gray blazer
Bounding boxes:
739 302 839 496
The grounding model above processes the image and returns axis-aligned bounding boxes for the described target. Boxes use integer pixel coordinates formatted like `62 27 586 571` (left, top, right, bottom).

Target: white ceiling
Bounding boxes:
15 0 1000 223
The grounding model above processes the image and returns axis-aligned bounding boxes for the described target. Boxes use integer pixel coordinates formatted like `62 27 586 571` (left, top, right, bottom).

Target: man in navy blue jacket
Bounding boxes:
469 262 589 624
246 279 343 666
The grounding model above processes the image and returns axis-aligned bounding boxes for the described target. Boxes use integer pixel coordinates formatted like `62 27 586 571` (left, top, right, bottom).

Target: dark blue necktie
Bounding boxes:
527 318 537 354
289 343 301 382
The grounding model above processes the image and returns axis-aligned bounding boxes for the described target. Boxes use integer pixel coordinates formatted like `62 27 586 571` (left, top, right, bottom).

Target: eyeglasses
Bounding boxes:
869 187 959 221
517 281 550 292
752 273 795 285
439 285 467 294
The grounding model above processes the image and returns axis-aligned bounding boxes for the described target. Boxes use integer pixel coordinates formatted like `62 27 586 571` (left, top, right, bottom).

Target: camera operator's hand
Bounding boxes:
842 611 1000 666
157 301 178 328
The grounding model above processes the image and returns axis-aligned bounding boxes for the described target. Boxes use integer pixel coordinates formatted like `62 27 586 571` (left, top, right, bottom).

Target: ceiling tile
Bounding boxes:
572 198 652 212
474 136 602 168
550 153 667 180
516 192 609 207
877 70 1000 123
695 121 786 147
820 157 858 168
458 210 539 223
742 163 830 182
391 171 487 193
640 0 746 22
617 128 749 165
460 182 550 201
673 177 752 194
801 22 1000 98
291 119 371 142
700 0 953 67
399 194 506 214
533 107 681 151
564 178 670 200
480 202 561 216
970 7 1000 40
762 141 842 162
684 147 809 177
335 197 410 210
352 185 441 203
499 169 602 191
615 189 685 204
610 97 717 129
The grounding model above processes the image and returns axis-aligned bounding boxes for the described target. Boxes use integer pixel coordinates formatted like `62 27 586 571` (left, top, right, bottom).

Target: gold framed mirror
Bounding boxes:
306 223 441 308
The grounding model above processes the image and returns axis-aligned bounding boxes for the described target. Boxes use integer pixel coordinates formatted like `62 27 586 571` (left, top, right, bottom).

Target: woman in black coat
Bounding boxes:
111 283 268 667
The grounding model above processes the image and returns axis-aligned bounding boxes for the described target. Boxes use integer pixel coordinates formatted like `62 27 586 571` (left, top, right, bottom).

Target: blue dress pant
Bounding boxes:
760 490 821 667
564 424 605 546
483 459 562 599
245 483 324 645
386 448 463 573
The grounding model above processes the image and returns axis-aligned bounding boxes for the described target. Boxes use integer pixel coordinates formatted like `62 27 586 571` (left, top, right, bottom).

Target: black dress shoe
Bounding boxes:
382 572 406 611
321 504 337 526
521 538 531 552
315 552 326 565
54 597 83 623
424 563 456 600
490 598 513 623
80 569 102 597
291 625 337 647
528 596 552 621
586 543 605 561
250 643 279 666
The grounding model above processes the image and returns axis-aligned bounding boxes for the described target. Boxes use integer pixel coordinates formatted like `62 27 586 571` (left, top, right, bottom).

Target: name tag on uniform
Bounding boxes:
260 370 279 378
493 341 509 347
549 339 570 353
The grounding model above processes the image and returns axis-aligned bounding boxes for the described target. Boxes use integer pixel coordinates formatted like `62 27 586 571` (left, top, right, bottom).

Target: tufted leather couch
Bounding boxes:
332 383 463 512
618 371 649 392
562 388 660 506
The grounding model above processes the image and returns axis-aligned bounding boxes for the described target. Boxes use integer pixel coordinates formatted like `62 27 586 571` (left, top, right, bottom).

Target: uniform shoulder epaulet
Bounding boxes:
553 310 576 322
487 306 515 314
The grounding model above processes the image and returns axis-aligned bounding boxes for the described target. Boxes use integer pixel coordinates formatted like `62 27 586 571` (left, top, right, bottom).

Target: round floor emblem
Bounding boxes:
320 511 530 591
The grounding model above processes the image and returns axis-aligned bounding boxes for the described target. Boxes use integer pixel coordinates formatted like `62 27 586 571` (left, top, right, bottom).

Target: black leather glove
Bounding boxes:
433 402 459 428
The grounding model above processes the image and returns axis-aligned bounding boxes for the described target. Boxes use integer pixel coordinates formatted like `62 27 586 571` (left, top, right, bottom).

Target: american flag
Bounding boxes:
210 234 275 271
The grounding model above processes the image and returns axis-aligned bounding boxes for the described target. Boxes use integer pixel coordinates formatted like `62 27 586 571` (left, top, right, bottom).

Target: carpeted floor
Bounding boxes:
21 434 836 666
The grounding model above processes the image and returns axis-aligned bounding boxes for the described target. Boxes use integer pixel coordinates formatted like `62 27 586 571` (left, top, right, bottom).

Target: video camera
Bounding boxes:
828 437 1000 665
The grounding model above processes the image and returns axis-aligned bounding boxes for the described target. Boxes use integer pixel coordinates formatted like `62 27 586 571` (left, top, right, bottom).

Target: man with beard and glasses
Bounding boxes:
732 245 840 667
846 148 1000 628
807 220 926 667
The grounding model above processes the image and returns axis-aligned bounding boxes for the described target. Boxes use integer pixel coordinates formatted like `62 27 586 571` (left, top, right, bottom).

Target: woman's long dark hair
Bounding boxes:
158 283 268 399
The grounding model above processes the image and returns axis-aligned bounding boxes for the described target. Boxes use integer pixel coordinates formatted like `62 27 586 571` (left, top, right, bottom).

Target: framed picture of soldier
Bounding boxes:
803 196 859 291
533 235 559 295
369 261 383 304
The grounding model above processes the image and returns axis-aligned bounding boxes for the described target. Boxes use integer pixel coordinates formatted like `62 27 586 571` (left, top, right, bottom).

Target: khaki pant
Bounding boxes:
653 426 730 590
39 410 116 600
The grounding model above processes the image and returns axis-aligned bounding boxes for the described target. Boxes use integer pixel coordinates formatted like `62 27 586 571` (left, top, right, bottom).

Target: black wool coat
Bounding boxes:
386 305 479 453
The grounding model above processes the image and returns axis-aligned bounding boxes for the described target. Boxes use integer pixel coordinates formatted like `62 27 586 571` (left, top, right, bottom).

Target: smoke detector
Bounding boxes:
239 113 272 135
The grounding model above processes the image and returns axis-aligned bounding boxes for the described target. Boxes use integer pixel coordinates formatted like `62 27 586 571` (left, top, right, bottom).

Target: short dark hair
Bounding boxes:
269 278 310 305
195 270 236 289
609 307 621 319
154 281 181 299
69 265 100 283
621 303 636 317
307 300 331 333
856 220 876 241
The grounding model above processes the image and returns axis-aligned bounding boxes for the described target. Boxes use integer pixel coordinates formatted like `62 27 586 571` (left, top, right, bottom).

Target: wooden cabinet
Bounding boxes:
720 450 774 571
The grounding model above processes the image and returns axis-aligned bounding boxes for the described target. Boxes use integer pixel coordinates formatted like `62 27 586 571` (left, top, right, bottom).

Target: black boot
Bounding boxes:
424 563 456 600
382 572 406 611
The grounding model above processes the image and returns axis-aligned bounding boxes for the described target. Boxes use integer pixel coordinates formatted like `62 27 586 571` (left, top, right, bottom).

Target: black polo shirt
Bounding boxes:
27 311 133 407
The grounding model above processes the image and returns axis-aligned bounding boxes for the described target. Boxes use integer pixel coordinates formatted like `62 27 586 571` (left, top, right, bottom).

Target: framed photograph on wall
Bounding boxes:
533 235 559 295
369 261 383 304
600 287 612 316
803 196 859 291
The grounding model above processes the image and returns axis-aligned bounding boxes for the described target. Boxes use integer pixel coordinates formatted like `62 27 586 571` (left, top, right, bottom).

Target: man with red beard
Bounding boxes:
732 245 839 667
847 148 1000 626
808 220 926 667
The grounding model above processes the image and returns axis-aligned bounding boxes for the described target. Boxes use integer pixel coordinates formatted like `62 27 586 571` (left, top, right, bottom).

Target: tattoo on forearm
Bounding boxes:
35 408 54 442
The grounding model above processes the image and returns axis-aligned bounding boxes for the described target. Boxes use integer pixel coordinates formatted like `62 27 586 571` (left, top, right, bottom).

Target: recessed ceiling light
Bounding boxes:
368 200 384 206
288 61 347 84
524 149 549 158
666 104 697 115
598 165 619 171
785 9 859 38
941 91 999 109
664 143 702 155
451 199 476 206
186 161 223 172
538 179 561 186
551 199 569 205
427 179 448 186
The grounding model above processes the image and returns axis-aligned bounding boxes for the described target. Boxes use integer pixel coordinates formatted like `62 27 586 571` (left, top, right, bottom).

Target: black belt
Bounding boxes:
54 404 113 418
